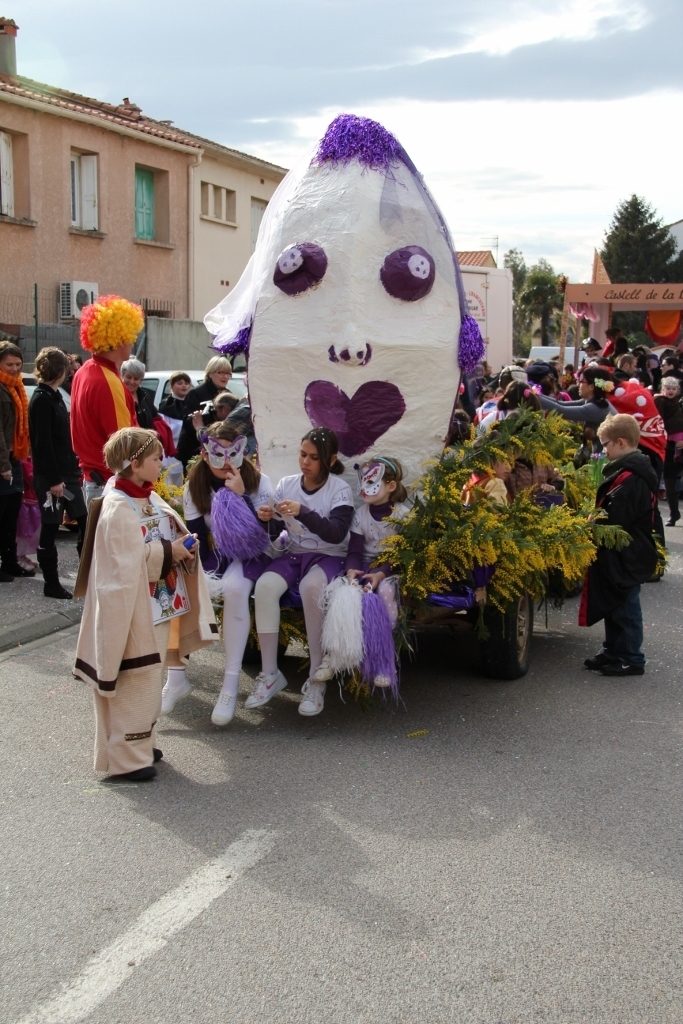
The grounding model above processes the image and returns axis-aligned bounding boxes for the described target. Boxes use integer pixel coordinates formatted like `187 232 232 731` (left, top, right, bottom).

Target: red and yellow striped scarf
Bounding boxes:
0 369 29 460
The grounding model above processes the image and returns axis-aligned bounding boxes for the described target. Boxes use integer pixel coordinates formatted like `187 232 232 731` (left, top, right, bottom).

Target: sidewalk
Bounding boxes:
0 531 83 652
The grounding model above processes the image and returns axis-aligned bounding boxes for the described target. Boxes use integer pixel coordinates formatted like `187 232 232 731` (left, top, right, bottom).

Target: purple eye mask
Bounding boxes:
202 435 248 469
359 461 385 497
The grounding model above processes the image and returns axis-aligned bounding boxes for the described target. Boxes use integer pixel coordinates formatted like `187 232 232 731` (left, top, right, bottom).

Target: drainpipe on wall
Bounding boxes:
187 150 203 321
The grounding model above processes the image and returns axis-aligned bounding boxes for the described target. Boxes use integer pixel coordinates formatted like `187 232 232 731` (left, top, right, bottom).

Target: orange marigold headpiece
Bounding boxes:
80 295 144 353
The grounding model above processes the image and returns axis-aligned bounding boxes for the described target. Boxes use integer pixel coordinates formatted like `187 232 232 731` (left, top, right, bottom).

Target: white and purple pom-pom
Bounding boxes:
457 314 485 374
321 577 364 673
211 488 269 561
360 590 398 696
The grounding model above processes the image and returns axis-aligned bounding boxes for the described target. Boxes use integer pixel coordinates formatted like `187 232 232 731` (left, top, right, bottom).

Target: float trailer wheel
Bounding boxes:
478 592 533 680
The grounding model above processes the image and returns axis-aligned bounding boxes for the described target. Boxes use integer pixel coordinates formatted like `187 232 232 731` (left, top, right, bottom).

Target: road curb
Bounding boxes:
0 607 82 653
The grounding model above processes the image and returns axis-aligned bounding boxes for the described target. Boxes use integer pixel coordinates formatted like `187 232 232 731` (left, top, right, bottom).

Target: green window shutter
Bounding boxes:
135 168 155 239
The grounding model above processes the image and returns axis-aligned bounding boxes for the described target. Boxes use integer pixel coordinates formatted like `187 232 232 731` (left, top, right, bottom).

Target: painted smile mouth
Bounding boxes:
328 342 372 366
304 380 405 456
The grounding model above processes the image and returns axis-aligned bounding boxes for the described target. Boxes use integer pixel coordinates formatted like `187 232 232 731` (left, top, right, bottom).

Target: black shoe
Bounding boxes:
43 581 73 600
584 652 615 670
153 747 163 762
0 570 14 583
107 765 157 782
600 661 645 676
665 515 680 527
2 563 36 578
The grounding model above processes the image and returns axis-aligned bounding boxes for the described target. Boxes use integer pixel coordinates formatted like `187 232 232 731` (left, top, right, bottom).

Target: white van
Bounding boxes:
527 346 589 366
140 370 247 408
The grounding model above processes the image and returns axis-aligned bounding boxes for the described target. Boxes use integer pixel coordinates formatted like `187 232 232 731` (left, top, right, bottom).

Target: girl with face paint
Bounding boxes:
316 456 409 689
252 427 354 717
160 421 273 726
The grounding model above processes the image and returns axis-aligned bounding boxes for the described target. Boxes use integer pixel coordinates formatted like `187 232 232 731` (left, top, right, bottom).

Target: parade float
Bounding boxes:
203 114 630 685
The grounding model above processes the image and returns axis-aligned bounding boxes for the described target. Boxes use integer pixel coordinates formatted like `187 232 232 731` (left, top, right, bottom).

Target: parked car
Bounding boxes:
140 370 247 408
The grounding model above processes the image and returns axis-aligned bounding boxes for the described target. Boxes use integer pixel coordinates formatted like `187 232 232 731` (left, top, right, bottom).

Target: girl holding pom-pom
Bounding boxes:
161 421 272 725
316 456 409 692
253 428 354 717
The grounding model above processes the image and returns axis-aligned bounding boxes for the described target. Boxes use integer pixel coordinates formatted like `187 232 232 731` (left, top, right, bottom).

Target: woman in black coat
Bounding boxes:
28 347 87 599
177 355 233 467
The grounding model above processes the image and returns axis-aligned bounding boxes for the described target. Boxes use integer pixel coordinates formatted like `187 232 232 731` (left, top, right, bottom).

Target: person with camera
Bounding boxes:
177 355 235 467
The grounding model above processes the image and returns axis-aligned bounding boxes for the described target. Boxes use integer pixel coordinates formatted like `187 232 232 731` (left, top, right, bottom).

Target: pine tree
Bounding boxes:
601 195 678 283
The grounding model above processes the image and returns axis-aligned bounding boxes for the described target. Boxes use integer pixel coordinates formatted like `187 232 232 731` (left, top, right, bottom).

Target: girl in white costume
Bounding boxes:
254 427 353 717
315 456 409 687
161 421 272 725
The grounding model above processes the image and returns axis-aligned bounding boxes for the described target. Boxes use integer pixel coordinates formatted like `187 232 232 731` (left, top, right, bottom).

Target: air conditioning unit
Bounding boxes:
59 281 98 320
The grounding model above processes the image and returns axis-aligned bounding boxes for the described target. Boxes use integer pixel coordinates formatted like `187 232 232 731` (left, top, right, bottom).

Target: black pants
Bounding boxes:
38 518 87 555
663 440 682 519
0 492 22 569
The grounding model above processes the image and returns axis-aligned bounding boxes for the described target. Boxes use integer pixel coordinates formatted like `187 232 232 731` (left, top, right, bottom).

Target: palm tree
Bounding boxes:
519 260 565 346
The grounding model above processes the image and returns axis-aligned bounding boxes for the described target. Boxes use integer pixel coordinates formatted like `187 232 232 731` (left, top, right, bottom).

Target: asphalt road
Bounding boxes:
2 526 682 1023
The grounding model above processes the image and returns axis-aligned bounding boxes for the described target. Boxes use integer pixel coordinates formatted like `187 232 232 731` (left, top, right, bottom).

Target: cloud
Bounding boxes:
10 0 682 142
446 0 649 57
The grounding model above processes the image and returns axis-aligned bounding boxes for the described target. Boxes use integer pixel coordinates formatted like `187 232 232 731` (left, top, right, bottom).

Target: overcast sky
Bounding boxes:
9 0 683 277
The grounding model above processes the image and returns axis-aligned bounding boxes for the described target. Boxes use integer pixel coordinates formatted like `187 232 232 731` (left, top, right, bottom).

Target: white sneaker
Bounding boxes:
211 686 238 726
160 669 192 714
299 679 326 716
373 674 391 688
312 658 334 683
244 670 288 709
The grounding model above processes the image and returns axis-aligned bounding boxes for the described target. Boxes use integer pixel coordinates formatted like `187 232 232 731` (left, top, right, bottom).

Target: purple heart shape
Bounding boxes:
304 380 406 457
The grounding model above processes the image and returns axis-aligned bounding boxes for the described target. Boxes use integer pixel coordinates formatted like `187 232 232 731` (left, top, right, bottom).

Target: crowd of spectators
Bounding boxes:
0 341 248 600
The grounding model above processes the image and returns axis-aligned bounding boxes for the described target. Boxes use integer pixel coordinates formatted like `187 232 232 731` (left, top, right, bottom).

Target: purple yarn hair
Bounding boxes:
314 114 403 171
457 314 485 374
315 115 485 376
360 590 398 696
210 488 269 561
213 322 252 357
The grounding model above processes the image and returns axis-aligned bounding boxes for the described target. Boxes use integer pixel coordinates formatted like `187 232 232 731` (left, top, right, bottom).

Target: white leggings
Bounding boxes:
219 560 255 695
254 566 328 677
376 576 399 628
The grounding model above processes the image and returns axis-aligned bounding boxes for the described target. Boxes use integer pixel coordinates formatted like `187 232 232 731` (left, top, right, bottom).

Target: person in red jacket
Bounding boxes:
70 296 143 506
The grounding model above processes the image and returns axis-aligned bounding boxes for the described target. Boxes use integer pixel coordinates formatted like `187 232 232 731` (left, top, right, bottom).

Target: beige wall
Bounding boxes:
191 151 282 321
0 98 194 319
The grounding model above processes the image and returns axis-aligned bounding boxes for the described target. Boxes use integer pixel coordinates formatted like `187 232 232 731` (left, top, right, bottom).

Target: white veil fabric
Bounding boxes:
203 148 315 351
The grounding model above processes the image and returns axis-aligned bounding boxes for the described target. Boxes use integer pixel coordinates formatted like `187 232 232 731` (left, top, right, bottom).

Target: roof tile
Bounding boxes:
0 75 287 175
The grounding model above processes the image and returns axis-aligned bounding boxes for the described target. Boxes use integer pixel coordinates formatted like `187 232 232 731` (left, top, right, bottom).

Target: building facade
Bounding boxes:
0 17 286 341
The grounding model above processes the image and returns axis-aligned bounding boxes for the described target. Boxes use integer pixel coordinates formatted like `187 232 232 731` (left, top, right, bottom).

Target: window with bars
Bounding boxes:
200 181 236 224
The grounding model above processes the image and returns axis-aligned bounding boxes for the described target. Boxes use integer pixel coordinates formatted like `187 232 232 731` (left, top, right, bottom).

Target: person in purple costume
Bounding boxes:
315 455 409 688
253 427 354 716
161 421 273 725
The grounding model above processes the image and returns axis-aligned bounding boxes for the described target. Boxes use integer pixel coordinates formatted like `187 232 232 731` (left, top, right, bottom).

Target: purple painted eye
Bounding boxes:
273 242 327 295
380 245 435 301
